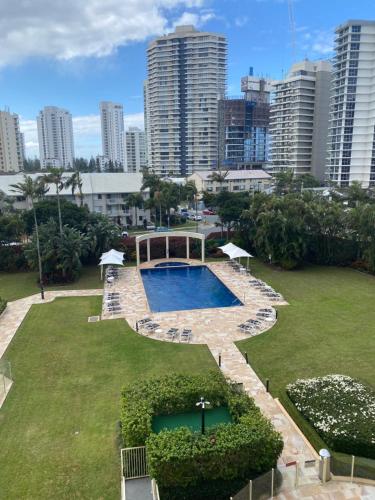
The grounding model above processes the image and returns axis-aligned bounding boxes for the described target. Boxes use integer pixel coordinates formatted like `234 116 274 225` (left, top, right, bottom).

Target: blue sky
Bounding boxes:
1 0 374 158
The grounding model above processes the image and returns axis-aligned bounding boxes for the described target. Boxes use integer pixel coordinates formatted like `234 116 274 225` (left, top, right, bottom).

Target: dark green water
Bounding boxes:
152 407 232 433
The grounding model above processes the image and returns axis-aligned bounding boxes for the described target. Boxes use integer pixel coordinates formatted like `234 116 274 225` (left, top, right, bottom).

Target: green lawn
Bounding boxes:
0 266 102 302
0 297 217 499
237 260 375 451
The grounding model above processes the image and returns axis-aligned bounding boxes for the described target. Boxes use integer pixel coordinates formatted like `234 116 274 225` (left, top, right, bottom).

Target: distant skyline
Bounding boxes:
1 0 374 158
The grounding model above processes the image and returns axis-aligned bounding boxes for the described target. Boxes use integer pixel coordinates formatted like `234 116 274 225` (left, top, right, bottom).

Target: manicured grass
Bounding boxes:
0 297 217 499
0 266 102 301
237 260 375 451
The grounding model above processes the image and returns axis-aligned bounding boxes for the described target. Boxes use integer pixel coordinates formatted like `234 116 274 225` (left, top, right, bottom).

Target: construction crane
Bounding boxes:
287 0 297 62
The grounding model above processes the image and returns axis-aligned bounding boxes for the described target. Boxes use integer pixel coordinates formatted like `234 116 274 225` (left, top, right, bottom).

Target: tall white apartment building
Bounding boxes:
145 25 227 176
0 110 24 173
327 20 375 187
100 101 125 170
125 127 147 173
270 60 331 180
37 106 75 169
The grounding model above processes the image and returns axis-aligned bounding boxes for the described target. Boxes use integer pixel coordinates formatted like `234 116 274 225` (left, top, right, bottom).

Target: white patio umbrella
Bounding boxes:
101 249 125 260
99 251 124 279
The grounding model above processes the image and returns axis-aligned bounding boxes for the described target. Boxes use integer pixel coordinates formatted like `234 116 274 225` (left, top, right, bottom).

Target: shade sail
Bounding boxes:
218 242 238 254
218 242 253 260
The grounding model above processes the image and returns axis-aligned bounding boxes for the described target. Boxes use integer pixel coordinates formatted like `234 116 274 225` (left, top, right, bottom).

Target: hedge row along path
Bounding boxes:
0 290 374 498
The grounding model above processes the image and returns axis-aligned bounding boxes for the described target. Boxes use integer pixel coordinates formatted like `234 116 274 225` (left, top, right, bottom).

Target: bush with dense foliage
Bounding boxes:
0 245 28 272
0 297 7 315
287 375 375 459
121 372 283 500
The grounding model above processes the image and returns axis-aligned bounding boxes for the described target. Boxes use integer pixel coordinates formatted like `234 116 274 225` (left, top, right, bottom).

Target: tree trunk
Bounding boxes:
135 206 138 228
33 202 44 299
57 189 63 235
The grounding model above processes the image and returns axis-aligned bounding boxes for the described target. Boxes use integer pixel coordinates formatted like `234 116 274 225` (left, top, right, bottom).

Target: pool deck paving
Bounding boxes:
0 268 374 499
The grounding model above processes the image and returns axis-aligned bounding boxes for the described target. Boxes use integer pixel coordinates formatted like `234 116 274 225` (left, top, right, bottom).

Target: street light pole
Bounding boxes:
196 396 210 434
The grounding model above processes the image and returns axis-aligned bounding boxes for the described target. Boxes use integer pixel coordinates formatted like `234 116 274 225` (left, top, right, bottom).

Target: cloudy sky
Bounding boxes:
1 0 374 158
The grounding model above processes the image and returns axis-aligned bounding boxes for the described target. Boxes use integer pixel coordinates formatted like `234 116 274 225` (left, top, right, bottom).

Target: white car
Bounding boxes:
189 214 202 221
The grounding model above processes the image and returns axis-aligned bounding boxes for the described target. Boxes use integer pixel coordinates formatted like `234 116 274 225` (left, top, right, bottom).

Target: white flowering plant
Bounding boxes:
287 375 375 459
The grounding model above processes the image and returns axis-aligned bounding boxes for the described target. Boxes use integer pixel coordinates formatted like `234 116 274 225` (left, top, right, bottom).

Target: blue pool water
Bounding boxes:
141 265 243 312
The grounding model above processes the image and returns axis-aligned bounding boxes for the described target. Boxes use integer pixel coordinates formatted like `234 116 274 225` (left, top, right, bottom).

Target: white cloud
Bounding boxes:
0 0 211 67
234 16 248 28
172 10 215 29
298 28 334 56
20 112 145 158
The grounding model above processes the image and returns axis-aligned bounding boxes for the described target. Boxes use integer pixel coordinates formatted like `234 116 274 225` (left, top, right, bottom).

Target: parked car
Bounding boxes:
155 226 170 232
202 209 216 215
121 231 129 238
146 224 156 230
188 214 202 221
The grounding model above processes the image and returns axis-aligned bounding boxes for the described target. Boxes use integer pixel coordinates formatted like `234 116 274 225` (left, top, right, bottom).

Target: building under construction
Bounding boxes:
218 70 272 169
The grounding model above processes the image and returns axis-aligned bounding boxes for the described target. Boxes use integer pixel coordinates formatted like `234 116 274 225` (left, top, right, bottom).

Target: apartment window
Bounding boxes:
352 25 361 33
351 34 361 41
350 43 360 50
97 194 102 200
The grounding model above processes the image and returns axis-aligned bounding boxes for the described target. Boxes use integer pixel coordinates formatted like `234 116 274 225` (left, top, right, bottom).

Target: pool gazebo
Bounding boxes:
135 231 205 267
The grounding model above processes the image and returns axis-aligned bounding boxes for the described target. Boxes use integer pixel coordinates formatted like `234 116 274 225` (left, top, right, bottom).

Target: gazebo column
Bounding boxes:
201 238 205 263
186 236 190 259
166 236 169 259
136 239 140 267
147 239 151 262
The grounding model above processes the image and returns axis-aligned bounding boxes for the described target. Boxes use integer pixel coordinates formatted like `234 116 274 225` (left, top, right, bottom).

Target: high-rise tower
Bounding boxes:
145 25 227 176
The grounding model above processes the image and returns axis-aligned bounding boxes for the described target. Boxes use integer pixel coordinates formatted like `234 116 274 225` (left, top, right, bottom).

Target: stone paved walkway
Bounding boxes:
102 260 287 344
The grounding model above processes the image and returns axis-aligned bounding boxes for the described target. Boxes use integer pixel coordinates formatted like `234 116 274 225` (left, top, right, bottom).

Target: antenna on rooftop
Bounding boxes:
287 0 297 62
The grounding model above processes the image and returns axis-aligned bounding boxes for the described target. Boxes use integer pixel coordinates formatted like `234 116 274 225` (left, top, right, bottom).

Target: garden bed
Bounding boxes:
287 375 375 459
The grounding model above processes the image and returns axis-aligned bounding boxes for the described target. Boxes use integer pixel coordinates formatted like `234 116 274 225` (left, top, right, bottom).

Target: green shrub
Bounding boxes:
0 246 28 272
0 297 7 315
121 372 283 500
287 375 375 459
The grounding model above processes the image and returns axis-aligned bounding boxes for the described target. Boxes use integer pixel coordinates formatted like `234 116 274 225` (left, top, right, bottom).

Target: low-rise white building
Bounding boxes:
188 170 272 194
0 172 150 228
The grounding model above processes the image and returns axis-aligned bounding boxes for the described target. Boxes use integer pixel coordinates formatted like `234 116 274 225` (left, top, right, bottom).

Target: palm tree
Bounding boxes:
65 171 84 207
209 167 229 193
126 193 144 227
43 167 65 235
10 175 48 298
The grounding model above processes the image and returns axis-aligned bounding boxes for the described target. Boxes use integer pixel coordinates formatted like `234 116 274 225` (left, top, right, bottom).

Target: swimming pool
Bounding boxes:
140 265 243 312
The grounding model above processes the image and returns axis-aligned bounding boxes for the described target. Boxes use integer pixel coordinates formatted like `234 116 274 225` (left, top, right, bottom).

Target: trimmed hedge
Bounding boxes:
287 375 375 459
121 372 283 500
121 371 240 446
0 297 7 315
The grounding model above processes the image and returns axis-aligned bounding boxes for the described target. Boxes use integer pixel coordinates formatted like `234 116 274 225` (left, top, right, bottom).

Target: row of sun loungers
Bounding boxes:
249 279 283 300
238 308 276 335
137 319 192 342
226 260 250 274
103 291 123 315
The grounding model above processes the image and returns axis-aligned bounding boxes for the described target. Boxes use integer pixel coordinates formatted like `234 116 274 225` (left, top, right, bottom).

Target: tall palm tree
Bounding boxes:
43 167 65 235
126 193 144 227
65 171 84 207
10 175 48 298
